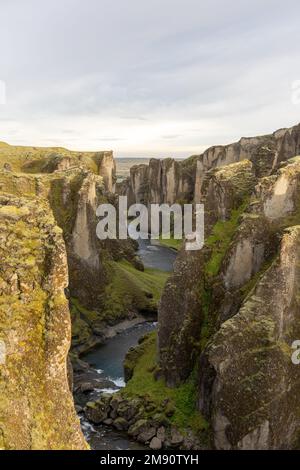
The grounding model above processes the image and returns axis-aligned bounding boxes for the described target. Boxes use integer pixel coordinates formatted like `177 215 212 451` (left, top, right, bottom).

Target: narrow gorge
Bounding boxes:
1 121 300 450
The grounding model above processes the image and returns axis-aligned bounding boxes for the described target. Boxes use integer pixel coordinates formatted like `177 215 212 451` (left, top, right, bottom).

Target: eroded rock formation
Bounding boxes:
118 123 300 206
158 153 300 449
0 195 87 449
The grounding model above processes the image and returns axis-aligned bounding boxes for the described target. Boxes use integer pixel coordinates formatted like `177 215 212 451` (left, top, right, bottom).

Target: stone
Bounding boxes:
103 418 113 426
156 426 166 442
199 226 300 449
149 437 162 450
113 417 129 431
137 427 157 443
170 427 184 446
0 194 87 449
128 419 149 437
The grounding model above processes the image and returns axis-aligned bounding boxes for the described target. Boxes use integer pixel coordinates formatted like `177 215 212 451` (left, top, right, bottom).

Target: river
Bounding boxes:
78 239 177 449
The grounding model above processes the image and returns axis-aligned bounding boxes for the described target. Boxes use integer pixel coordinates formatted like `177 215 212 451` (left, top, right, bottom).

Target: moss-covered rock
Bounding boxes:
0 194 87 449
199 226 300 449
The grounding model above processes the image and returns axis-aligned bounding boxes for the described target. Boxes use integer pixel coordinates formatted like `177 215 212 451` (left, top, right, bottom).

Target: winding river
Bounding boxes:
79 239 177 449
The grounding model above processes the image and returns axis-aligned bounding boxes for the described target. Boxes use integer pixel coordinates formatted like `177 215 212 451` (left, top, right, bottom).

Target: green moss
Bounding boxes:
205 201 249 277
123 332 209 438
70 302 92 346
158 236 182 251
240 256 277 300
101 261 169 321
48 174 83 237
70 261 169 345
0 141 106 175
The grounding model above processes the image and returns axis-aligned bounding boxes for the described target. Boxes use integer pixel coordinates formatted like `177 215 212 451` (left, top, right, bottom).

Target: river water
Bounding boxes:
79 239 176 449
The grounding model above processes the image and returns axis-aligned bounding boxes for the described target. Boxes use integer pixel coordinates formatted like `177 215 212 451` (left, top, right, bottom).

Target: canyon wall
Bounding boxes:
0 144 159 355
0 143 156 449
157 154 300 449
117 123 300 205
117 156 197 205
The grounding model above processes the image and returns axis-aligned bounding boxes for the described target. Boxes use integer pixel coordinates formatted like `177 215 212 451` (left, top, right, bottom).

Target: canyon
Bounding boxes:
0 121 300 450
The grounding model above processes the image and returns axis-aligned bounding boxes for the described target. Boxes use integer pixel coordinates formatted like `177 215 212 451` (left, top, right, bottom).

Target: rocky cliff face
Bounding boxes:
158 159 257 386
117 156 197 205
0 194 87 449
0 142 116 193
0 143 154 449
0 142 162 357
118 123 300 206
157 152 300 449
200 226 300 450
194 124 300 201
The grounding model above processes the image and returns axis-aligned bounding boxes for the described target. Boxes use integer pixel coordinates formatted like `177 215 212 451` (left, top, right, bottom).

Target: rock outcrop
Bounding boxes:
157 154 300 449
118 123 300 206
200 226 300 449
0 142 116 192
0 143 165 354
0 194 87 449
117 156 197 205
158 159 257 385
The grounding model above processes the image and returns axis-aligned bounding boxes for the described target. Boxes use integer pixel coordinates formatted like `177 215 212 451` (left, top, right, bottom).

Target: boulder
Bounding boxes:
137 427 157 443
150 437 162 450
113 417 129 431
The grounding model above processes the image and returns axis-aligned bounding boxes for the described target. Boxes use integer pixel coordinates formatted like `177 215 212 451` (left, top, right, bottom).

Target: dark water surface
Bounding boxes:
137 238 177 272
84 322 156 389
81 322 156 449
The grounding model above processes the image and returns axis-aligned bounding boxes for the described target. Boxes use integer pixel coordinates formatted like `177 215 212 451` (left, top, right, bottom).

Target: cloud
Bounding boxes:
0 0 300 157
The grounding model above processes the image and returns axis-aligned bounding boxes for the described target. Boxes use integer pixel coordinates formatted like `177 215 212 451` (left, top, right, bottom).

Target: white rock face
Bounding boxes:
97 151 116 192
72 173 101 268
224 239 265 289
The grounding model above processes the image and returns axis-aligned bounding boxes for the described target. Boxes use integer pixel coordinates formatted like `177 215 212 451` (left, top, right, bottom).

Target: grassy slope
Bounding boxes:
158 236 182 251
70 261 169 347
0 141 102 174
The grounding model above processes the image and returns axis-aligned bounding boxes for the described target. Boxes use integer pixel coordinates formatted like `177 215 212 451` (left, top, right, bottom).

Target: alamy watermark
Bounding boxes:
291 80 300 105
291 340 300 365
0 340 6 365
96 196 204 251
0 80 6 105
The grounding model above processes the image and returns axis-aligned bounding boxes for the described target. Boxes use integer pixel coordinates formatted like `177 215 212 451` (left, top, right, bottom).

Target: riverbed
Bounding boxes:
78 239 176 449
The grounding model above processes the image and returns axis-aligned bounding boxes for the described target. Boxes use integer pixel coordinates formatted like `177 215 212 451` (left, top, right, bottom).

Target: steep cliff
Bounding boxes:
117 156 197 205
0 194 87 449
200 226 300 450
117 123 300 206
194 124 300 201
0 142 116 192
157 154 300 448
0 143 165 354
158 159 257 386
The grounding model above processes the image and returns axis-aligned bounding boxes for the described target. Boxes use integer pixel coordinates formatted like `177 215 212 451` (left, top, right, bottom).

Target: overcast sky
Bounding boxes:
1 0 300 157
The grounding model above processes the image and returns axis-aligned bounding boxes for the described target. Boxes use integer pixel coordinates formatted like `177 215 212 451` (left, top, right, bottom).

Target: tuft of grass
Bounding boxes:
158 235 182 251
205 201 248 277
123 332 209 436
71 260 169 333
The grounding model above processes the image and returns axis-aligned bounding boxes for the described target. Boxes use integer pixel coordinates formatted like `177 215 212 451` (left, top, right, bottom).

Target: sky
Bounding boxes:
1 0 300 158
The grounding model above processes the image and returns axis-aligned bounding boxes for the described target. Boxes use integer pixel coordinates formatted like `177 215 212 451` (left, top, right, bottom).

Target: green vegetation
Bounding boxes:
48 174 84 236
205 201 249 277
70 261 169 346
101 261 169 320
123 332 209 437
0 140 105 174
